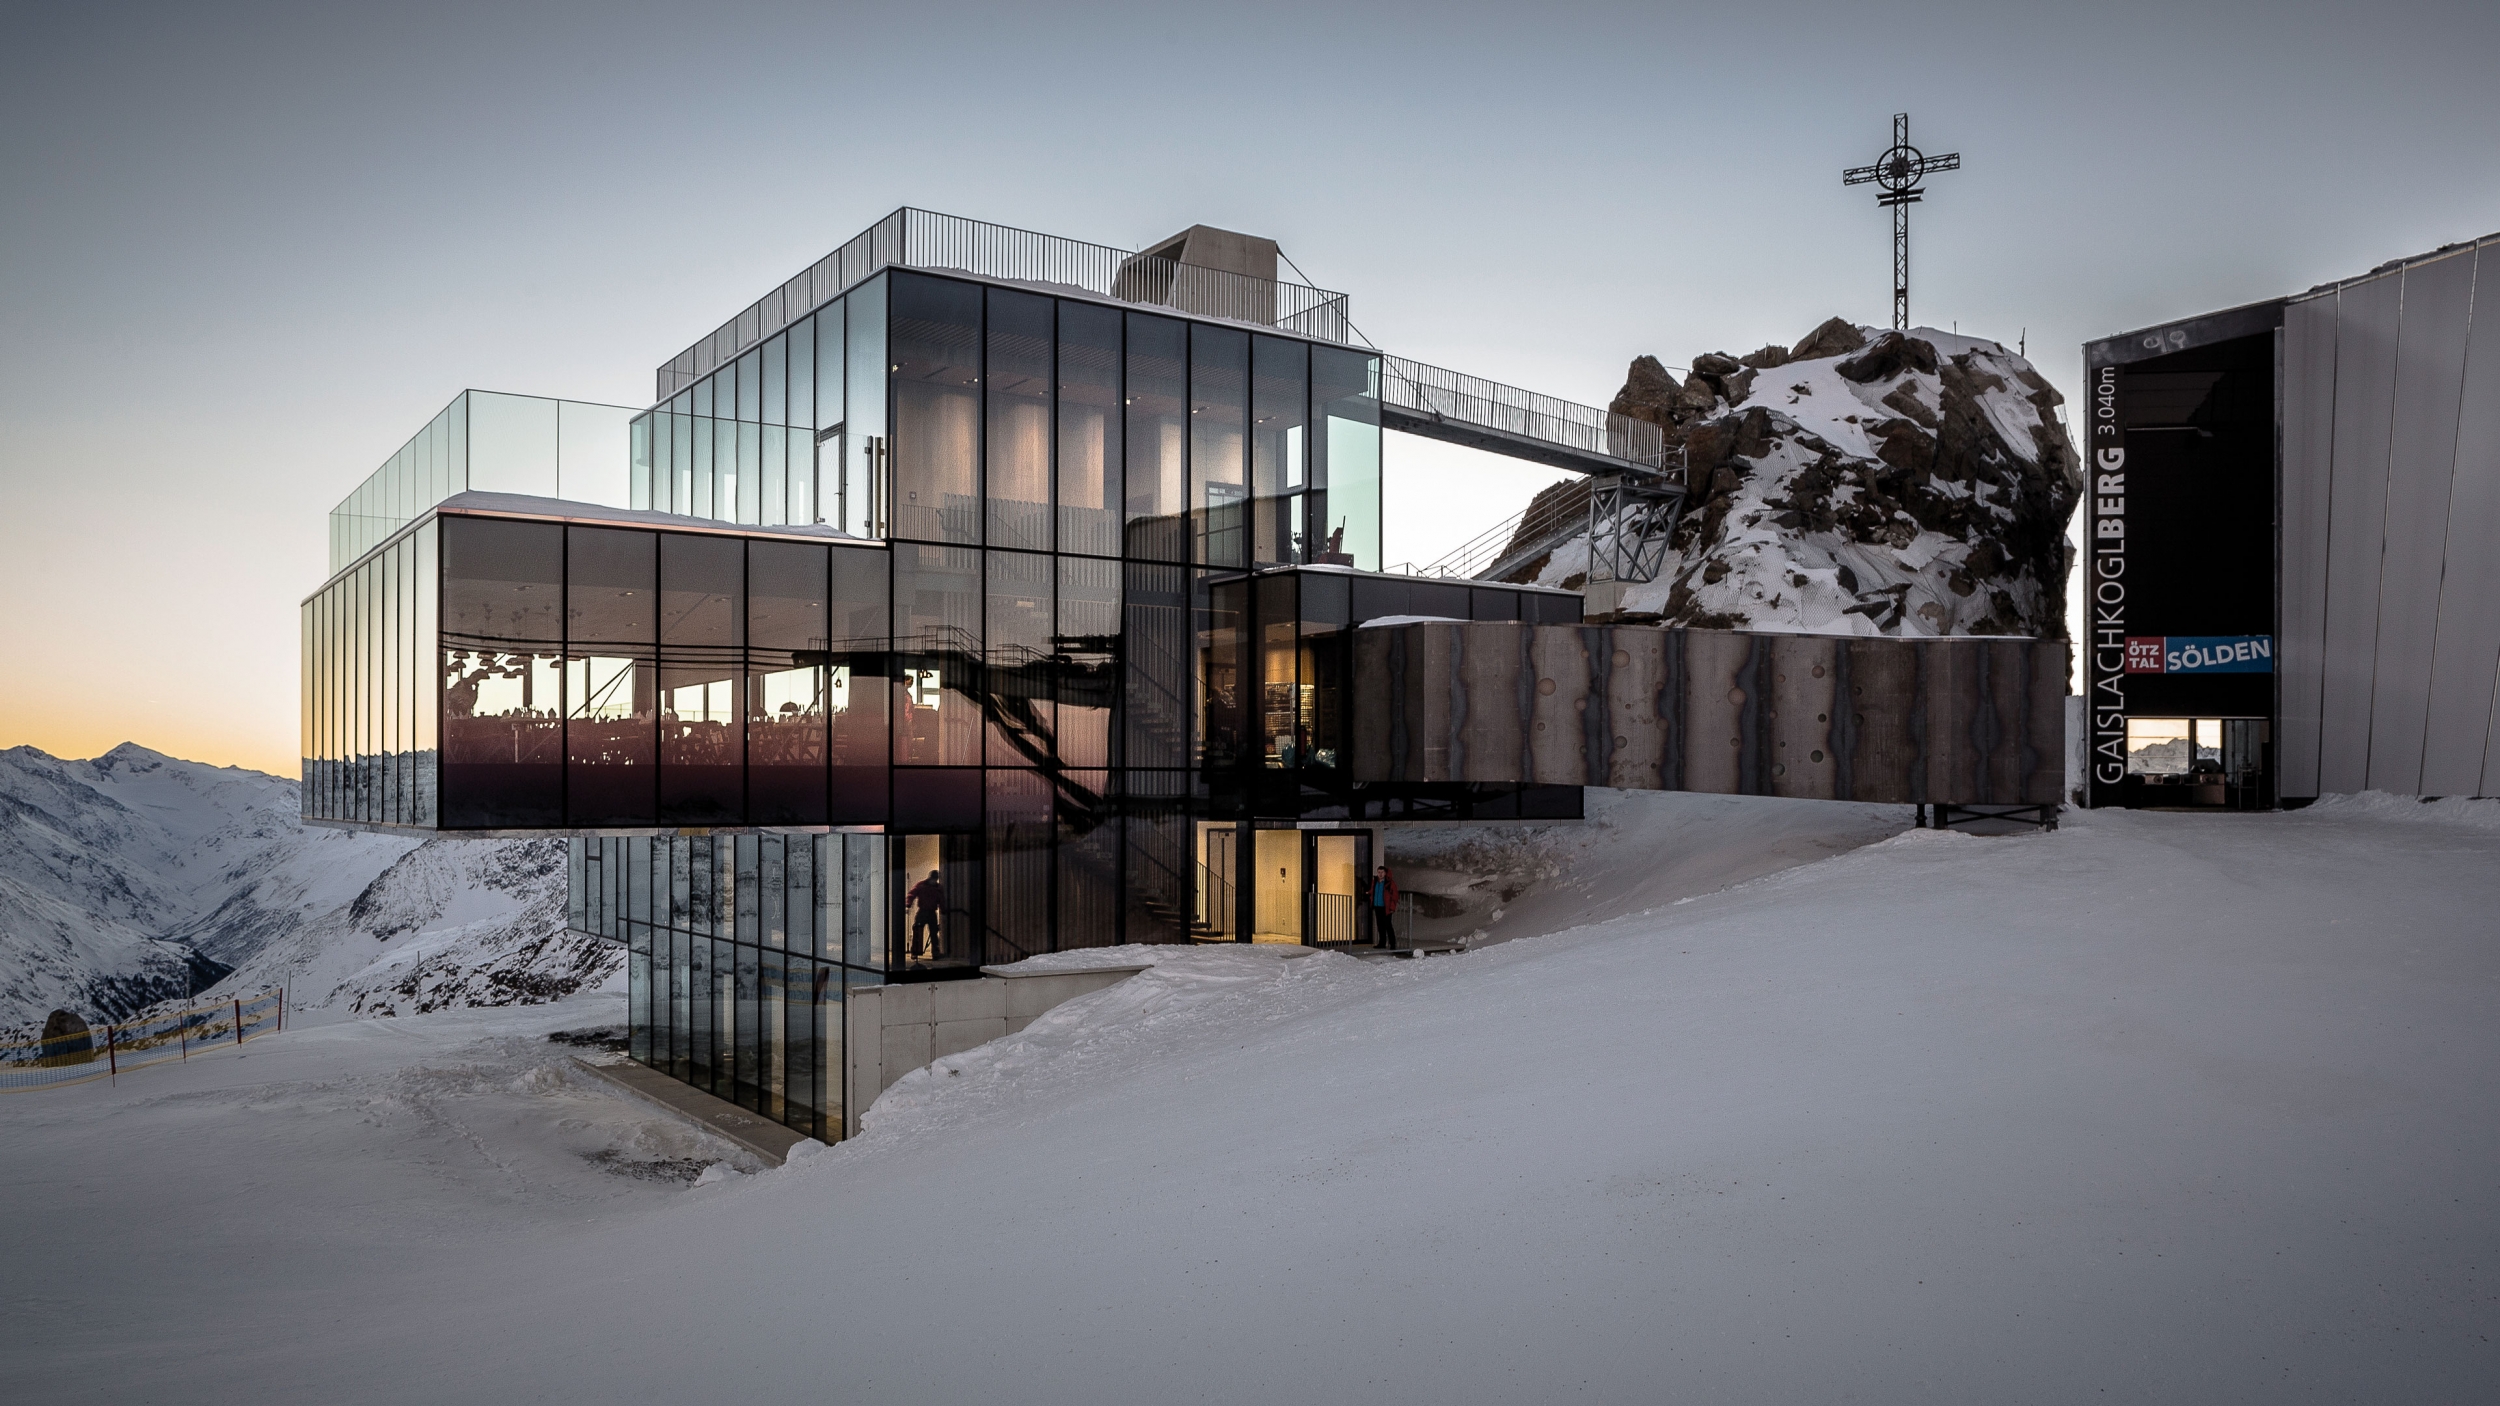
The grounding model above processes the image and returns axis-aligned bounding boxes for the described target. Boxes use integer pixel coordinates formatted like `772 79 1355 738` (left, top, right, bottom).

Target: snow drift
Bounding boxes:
9 791 2500 1404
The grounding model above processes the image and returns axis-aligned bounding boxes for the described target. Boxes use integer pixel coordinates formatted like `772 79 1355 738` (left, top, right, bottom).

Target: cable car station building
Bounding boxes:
2083 231 2500 810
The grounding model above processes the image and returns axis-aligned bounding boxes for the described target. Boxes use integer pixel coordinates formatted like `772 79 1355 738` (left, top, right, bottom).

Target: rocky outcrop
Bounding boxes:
1530 320 2082 639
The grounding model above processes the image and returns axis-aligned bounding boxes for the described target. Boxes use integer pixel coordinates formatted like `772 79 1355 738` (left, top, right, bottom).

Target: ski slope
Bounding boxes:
5 793 2497 1403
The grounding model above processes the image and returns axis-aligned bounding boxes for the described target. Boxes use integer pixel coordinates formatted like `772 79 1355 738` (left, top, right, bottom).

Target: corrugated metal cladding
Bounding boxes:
1351 622 2066 806
2282 236 2500 798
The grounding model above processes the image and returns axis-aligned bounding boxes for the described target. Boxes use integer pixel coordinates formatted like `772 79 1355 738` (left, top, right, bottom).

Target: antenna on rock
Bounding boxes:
1842 113 1961 332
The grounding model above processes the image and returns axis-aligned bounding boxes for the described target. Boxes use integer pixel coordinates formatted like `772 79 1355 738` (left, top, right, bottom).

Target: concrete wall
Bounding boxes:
843 964 1145 1138
2282 235 2500 798
1352 621 2066 806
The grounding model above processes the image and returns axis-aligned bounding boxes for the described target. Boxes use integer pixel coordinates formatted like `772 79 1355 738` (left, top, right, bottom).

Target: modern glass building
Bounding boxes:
303 209 1586 1143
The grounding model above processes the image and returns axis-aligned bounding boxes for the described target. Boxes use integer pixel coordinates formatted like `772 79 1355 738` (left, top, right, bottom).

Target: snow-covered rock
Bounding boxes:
1508 319 2082 638
0 743 615 1031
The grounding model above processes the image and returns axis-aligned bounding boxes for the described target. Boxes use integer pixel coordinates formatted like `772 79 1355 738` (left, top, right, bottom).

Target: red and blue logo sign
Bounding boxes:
2124 635 2272 675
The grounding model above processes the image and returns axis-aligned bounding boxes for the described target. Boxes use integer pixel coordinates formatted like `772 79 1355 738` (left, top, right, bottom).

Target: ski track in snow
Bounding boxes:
7 791 2500 1401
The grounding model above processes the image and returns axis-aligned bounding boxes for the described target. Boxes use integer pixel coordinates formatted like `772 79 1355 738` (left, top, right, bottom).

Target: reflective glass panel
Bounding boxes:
815 303 843 434
985 550 1053 766
892 543 980 765
788 314 814 432
828 545 891 822
659 533 745 824
439 516 564 827
748 539 830 825
985 768 1051 964
985 288 1052 551
1057 301 1122 558
1191 325 1248 567
1124 313 1186 562
1251 337 1308 566
891 273 981 545
1055 556 1119 768
736 347 762 423
1311 347 1382 570
1054 767 1118 948
844 280 886 538
566 526 657 825
1197 575 1249 773
761 334 787 427
1123 562 1188 769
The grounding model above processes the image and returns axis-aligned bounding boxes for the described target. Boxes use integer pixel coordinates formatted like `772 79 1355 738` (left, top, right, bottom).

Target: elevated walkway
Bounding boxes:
1380 356 1670 478
1378 357 1683 585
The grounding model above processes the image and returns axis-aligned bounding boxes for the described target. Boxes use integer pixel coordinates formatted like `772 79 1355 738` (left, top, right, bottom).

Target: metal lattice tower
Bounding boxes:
1843 113 1961 331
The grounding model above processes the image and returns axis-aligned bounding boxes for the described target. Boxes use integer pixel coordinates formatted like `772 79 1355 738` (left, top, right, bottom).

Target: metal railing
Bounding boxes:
658 209 1357 399
1196 861 1236 938
1 989 285 1092
1311 891 1359 945
1380 356 1668 473
1406 476 1600 581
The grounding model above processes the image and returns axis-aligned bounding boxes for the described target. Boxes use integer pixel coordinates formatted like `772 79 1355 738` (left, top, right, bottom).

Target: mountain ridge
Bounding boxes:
0 743 615 1033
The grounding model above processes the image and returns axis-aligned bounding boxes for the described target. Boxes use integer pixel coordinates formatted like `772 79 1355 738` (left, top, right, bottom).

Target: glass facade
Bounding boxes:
626 270 1380 568
303 519 440 826
575 831 860 1143
329 391 638 574
307 256 1452 1148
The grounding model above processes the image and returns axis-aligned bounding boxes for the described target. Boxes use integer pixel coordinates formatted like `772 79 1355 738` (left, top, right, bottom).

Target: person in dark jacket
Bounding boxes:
1368 864 1399 947
907 870 946 959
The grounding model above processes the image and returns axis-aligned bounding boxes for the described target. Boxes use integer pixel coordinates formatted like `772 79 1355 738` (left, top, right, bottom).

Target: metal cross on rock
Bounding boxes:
1842 113 1961 332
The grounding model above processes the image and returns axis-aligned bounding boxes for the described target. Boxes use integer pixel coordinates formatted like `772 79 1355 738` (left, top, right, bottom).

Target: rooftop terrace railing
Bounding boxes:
656 208 1356 400
1379 355 1669 474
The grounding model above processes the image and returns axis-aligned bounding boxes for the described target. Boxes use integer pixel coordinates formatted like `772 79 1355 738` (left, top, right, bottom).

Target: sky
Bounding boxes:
4 0 2498 776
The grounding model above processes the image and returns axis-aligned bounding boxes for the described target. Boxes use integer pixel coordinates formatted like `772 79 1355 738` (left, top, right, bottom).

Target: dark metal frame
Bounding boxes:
1921 802 2059 832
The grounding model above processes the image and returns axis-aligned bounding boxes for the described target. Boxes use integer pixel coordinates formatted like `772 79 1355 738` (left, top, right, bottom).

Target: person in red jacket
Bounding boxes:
907 869 946 960
1368 864 1399 948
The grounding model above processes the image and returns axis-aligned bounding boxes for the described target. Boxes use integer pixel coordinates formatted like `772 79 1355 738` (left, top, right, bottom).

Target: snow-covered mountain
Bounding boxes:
1507 318 2082 637
0 743 615 1032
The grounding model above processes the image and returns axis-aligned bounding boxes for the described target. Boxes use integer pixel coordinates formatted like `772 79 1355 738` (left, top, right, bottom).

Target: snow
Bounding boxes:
8 792 2498 1400
0 744 611 1033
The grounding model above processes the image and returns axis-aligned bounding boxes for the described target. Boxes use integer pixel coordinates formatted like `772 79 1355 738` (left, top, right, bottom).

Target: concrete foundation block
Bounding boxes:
932 1017 1010 1060
880 982 933 1026
930 979 1007 1023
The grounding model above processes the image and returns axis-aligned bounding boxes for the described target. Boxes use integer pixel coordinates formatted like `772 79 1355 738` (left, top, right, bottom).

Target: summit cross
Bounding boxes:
1842 113 1961 331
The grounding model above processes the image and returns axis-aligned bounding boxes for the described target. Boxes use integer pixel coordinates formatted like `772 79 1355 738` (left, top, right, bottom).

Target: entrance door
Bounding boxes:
1305 832 1370 946
1251 829 1302 943
2223 718 2272 810
897 833 978 972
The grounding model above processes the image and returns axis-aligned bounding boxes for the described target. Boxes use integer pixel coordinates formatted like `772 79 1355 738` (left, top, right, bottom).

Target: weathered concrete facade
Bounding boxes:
1352 622 2065 806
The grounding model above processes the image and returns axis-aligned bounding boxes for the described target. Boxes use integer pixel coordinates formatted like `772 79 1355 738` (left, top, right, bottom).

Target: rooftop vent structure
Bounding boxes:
1113 224 1286 325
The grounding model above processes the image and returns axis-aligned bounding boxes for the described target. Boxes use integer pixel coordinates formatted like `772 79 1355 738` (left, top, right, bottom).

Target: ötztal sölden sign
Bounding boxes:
2123 635 2273 675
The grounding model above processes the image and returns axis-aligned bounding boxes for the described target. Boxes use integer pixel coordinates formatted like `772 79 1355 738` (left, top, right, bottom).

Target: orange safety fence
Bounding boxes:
0 988 285 1092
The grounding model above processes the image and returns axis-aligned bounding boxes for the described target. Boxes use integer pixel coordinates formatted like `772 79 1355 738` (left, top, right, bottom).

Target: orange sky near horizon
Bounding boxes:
0 701 299 779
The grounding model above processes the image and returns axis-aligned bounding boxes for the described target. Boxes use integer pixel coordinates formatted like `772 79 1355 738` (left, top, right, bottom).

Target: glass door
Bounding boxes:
896 832 979 973
1306 832 1369 946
